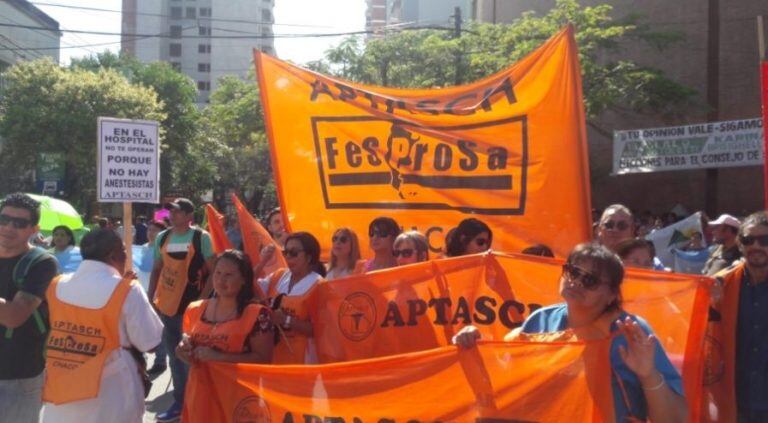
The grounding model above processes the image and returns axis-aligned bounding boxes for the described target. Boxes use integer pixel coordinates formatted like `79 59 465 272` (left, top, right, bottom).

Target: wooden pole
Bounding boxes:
123 202 133 274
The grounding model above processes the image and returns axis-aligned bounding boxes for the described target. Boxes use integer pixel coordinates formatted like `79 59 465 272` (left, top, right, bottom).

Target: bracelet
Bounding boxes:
642 373 665 391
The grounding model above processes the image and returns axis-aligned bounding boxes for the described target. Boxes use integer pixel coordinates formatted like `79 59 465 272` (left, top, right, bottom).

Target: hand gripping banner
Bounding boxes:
254 26 592 259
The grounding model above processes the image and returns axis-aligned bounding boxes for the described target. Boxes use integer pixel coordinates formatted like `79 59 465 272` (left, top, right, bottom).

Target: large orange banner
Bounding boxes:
184 341 615 423
307 252 711 420
254 26 591 258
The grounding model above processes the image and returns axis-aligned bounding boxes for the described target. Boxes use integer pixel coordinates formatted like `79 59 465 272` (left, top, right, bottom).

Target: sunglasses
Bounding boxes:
562 263 602 290
282 248 304 258
393 248 414 258
369 228 391 238
332 235 349 244
739 234 768 247
474 238 489 247
602 220 630 231
0 214 32 229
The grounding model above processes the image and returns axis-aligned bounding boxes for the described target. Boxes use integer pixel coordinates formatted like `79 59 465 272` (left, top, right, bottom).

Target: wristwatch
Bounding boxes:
283 315 292 330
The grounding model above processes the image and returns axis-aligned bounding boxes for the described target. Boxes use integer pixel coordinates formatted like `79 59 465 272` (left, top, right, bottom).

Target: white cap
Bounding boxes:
709 214 741 229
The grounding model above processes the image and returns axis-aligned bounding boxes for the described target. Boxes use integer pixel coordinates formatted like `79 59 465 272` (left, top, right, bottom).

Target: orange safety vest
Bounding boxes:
43 274 134 404
182 300 268 353
266 269 319 364
702 261 744 422
154 237 196 316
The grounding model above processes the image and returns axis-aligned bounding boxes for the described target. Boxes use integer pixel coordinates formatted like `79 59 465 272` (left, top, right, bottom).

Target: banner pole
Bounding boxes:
759 16 768 210
123 202 133 274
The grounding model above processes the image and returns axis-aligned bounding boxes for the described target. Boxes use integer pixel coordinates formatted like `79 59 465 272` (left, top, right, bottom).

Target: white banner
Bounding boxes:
97 117 160 203
613 118 764 174
646 212 705 269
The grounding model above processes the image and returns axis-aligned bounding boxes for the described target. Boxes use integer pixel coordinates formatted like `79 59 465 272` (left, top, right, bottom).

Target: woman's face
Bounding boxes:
213 258 245 299
331 231 352 259
559 258 617 312
284 238 311 274
52 229 70 250
394 239 419 266
464 231 491 255
623 248 653 269
369 225 395 254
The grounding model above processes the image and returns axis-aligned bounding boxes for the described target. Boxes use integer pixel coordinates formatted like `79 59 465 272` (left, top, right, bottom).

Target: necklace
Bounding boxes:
211 298 237 326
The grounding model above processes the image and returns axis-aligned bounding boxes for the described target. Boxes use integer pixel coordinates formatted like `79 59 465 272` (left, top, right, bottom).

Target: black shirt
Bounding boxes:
0 251 58 379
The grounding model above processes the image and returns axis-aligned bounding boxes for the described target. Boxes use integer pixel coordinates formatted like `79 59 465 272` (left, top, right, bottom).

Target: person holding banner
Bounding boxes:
325 228 361 280
256 232 324 364
454 243 687 422
393 231 429 266
446 218 493 257
355 217 401 273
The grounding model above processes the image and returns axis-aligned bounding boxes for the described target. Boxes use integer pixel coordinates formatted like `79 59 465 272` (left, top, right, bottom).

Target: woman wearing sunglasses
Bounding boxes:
355 217 402 273
255 232 324 364
446 218 492 257
325 228 361 280
453 242 687 422
393 231 429 266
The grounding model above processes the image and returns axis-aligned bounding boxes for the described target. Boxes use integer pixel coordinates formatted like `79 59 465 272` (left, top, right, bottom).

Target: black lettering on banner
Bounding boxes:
429 297 452 325
473 296 497 324
415 99 440 115
381 301 406 327
345 142 362 167
458 140 479 171
407 299 428 326
444 93 477 115
451 297 472 324
499 300 525 329
336 83 357 101
362 137 382 165
433 144 452 171
425 226 444 254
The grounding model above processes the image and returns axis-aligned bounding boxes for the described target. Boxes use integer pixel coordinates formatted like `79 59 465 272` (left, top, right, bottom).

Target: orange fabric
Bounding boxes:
308 251 710 420
182 300 267 353
253 26 592 261
153 235 195 316
182 340 615 423
204 204 232 254
701 262 743 422
265 269 314 364
231 194 287 276
43 275 134 404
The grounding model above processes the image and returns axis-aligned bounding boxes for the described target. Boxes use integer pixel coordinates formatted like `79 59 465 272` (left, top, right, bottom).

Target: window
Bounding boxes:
199 26 211 36
171 62 181 71
170 25 182 38
186 7 196 18
170 7 182 19
198 44 211 53
197 81 210 91
198 63 210 72
261 9 272 22
200 7 211 17
169 43 182 57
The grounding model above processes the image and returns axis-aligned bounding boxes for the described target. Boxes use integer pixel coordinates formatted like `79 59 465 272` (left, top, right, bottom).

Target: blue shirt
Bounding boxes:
735 270 768 411
522 304 684 421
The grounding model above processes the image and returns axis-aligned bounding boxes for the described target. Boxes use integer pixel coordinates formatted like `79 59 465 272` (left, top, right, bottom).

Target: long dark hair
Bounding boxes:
446 218 492 257
284 231 326 277
52 225 76 247
213 249 255 316
566 242 624 312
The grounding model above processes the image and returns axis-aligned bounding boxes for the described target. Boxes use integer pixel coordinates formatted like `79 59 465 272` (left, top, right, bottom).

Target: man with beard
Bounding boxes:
702 214 742 276
706 211 768 422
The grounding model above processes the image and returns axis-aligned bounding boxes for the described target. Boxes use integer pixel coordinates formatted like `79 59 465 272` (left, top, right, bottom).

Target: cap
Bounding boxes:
164 198 194 214
709 213 741 229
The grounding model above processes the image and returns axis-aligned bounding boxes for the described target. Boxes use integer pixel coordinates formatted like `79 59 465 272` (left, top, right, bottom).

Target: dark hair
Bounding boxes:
521 244 554 258
0 193 41 225
615 238 654 261
52 225 76 247
80 229 123 262
284 231 326 277
567 242 624 312
446 218 492 257
740 211 768 237
213 250 255 316
266 208 281 226
368 216 401 238
149 220 167 231
98 217 109 228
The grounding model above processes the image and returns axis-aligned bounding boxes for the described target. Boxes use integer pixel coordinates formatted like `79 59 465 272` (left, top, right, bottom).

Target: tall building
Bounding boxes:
366 0 470 34
121 0 275 105
0 0 60 70
471 0 768 215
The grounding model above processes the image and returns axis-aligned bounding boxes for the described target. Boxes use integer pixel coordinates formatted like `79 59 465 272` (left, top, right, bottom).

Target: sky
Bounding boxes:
32 0 366 66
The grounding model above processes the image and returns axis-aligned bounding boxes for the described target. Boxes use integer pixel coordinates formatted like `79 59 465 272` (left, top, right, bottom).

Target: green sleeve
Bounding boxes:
200 231 215 259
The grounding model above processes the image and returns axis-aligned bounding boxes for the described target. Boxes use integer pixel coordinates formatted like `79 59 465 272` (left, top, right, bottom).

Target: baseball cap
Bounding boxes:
164 198 195 214
709 213 741 229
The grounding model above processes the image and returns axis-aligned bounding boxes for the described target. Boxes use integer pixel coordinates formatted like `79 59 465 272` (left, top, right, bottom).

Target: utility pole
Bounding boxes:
453 6 462 85
705 0 720 216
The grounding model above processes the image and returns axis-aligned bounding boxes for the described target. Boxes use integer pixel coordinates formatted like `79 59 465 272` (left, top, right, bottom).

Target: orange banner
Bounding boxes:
308 252 711 420
254 26 591 259
204 204 232 254
184 341 614 423
232 194 287 278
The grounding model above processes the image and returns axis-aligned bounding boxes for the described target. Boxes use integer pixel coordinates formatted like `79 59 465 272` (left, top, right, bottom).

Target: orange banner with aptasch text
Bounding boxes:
254 26 592 259
184 341 615 423
307 252 711 421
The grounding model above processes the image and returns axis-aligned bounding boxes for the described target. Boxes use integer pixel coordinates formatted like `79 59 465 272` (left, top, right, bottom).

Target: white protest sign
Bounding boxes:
97 117 160 203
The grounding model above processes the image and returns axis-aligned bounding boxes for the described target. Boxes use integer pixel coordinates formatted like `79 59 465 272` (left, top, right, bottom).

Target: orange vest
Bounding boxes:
182 300 268 353
43 274 134 404
154 238 195 316
702 262 744 422
267 269 319 364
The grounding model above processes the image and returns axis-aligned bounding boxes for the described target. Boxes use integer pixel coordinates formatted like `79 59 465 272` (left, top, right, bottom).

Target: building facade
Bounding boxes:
366 0 470 34
472 0 768 216
0 0 60 70
121 0 275 105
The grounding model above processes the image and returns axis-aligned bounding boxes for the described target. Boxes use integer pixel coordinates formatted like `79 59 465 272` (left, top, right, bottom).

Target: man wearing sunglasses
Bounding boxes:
0 193 59 422
706 211 768 422
596 204 635 252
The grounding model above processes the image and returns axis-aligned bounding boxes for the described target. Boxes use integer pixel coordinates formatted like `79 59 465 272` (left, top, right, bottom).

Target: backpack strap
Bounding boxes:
6 247 52 339
158 230 170 249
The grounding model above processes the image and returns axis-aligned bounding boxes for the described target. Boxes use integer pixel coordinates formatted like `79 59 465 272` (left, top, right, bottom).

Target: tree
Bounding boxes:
0 58 166 213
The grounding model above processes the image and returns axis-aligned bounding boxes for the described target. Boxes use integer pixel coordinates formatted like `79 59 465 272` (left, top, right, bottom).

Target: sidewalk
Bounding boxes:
143 354 176 423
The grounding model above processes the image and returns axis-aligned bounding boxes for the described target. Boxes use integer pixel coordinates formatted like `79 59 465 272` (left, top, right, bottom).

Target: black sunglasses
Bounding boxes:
739 234 768 247
369 228 391 238
282 248 304 258
332 235 349 244
393 248 414 258
602 220 630 231
0 214 32 229
562 263 602 290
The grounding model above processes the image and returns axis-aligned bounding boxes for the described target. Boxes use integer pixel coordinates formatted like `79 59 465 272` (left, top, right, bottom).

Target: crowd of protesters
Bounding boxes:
0 191 765 422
